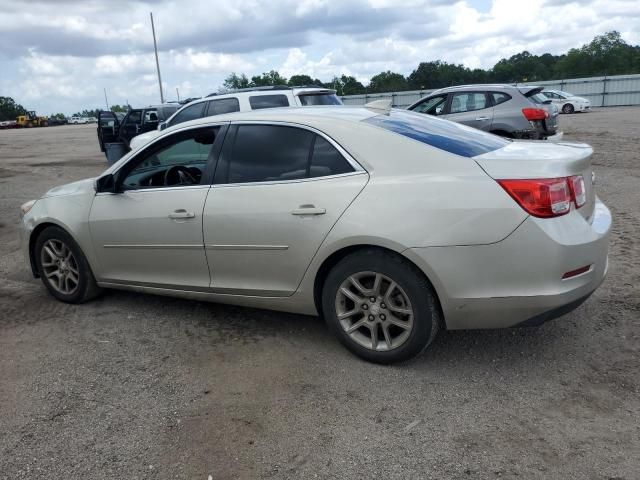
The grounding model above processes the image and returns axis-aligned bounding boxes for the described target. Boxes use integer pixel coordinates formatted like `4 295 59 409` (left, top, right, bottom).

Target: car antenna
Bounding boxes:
364 99 392 115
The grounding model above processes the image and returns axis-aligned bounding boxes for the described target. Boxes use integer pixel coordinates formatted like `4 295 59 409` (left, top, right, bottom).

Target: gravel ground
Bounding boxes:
0 110 638 480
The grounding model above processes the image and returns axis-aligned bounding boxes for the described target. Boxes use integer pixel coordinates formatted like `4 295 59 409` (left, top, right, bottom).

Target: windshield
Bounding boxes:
298 93 342 106
365 110 508 158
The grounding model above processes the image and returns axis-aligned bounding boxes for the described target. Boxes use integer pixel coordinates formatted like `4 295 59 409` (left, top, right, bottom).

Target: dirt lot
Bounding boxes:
1 111 638 480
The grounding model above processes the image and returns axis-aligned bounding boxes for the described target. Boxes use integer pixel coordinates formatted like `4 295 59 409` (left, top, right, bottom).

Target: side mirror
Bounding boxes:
95 173 117 193
159 122 167 131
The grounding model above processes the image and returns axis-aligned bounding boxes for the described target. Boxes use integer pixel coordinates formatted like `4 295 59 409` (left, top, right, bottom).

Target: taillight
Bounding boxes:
522 108 549 121
569 175 586 208
497 178 571 218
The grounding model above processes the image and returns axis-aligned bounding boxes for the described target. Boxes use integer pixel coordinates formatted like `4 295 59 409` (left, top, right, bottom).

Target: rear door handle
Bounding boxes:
475 116 489 121
168 209 195 219
291 205 326 216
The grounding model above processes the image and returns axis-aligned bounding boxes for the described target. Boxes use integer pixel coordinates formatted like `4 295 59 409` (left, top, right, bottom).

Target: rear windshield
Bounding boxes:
298 93 342 106
364 110 508 158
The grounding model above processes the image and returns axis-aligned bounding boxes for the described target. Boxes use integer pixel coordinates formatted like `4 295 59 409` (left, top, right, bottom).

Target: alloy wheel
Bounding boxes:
335 271 414 351
40 239 80 295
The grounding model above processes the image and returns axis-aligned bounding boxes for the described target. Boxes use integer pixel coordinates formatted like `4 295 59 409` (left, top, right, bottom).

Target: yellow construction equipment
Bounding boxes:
16 111 49 128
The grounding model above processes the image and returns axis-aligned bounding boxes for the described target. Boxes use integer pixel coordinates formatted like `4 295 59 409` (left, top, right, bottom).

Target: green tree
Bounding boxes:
328 75 365 95
49 113 66 120
250 70 288 87
367 71 408 93
288 74 324 86
0 96 28 121
223 72 251 90
110 104 128 113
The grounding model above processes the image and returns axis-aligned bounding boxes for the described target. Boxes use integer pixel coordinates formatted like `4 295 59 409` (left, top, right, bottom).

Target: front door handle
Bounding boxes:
168 209 195 220
475 116 489 121
291 204 326 216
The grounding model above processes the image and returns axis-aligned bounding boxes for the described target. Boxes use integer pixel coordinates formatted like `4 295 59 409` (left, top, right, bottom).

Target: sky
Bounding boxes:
0 0 638 115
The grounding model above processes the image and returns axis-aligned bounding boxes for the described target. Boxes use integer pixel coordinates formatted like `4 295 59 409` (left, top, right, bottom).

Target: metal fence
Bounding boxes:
340 73 640 108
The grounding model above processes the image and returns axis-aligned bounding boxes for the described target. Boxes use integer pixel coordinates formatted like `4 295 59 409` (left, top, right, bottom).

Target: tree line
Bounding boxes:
1 30 638 120
223 31 640 95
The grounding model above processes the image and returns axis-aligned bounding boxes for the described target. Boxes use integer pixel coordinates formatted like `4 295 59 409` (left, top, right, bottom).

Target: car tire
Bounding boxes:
562 103 574 114
34 226 102 304
322 249 441 364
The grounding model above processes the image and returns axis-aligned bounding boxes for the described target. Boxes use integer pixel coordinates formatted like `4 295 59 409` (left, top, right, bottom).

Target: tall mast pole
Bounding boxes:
150 12 164 104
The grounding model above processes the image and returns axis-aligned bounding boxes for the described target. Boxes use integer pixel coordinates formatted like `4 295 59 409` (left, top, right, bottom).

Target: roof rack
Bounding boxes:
206 84 329 97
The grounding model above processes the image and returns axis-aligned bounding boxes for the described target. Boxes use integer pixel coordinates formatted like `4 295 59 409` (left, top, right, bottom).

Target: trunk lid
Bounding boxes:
474 141 595 220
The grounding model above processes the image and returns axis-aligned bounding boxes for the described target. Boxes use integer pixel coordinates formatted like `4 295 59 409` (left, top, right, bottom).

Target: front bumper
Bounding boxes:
404 198 611 330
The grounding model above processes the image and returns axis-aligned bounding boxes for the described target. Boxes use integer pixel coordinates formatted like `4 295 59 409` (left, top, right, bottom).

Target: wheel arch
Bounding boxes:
312 244 446 327
28 220 78 277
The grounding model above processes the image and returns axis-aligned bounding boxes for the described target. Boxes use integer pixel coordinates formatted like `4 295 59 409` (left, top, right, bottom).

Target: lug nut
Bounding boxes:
362 304 368 310
380 303 386 309
380 314 386 320
370 297 376 302
368 315 375 321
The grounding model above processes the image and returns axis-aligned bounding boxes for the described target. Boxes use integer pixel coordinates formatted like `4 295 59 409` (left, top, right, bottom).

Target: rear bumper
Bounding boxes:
404 198 611 330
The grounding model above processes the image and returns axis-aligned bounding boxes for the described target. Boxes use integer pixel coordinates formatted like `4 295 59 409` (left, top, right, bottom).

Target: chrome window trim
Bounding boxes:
95 184 210 196
210 170 366 189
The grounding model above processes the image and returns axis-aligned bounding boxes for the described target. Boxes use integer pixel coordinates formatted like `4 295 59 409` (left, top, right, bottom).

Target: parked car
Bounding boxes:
407 84 561 140
97 103 180 155
69 116 89 124
129 86 342 150
19 106 610 364
541 89 591 114
48 117 68 127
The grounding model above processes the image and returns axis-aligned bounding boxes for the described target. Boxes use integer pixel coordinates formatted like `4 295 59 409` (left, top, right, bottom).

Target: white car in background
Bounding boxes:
542 90 591 114
69 116 89 124
129 86 342 150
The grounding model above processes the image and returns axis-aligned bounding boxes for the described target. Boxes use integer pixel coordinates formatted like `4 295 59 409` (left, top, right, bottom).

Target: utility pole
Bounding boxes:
150 12 164 104
103 88 109 111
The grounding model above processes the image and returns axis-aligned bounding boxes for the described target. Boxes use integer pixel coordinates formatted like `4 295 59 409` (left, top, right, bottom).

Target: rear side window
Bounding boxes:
365 110 508 158
449 92 488 113
219 125 354 184
491 92 511 105
310 136 353 177
249 94 289 110
207 98 240 115
169 103 205 127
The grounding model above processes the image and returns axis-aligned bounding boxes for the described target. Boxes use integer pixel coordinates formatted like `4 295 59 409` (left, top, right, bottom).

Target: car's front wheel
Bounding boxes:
562 103 574 114
322 249 441 364
34 226 101 303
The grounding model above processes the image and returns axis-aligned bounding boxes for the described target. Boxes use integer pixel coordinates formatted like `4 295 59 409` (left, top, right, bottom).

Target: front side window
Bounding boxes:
411 95 447 115
124 110 142 125
219 125 354 184
207 98 240 115
449 92 488 113
168 103 205 127
249 94 289 110
120 127 218 189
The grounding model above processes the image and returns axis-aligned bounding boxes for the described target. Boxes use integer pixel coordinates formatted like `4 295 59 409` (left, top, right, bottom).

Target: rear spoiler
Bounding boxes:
518 86 544 97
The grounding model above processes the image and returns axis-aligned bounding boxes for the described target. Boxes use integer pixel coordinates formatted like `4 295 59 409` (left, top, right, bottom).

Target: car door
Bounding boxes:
97 111 120 152
89 125 226 289
203 123 368 296
118 110 143 147
444 92 493 131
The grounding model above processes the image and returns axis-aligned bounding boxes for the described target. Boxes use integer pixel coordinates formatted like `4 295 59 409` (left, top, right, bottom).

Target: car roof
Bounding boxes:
163 106 377 133
430 84 541 94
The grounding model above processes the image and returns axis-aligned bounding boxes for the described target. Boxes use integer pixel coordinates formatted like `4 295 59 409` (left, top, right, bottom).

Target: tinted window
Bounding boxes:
298 93 342 106
491 92 511 105
228 125 313 183
450 92 488 113
365 110 508 158
310 136 353 177
169 103 205 127
124 110 142 125
249 94 289 110
411 95 447 115
207 98 240 115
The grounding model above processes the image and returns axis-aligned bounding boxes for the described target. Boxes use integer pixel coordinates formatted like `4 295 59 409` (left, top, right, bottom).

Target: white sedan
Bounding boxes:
19 106 611 363
542 90 591 114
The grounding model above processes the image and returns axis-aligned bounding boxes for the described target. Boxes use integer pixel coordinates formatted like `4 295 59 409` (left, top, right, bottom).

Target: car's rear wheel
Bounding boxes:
562 103 574 114
322 249 441 364
34 226 101 303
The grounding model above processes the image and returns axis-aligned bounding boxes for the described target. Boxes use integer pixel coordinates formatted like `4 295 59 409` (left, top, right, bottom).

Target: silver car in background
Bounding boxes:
407 84 562 140
19 106 610 364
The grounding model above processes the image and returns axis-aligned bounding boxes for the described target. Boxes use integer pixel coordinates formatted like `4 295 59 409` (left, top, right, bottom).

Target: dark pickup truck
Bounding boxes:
98 104 180 162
